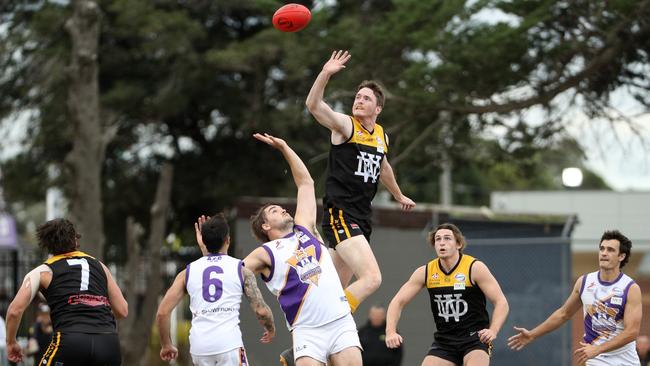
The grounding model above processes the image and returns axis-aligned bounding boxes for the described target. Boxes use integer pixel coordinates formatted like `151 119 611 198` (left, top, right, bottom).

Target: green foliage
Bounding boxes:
4 0 643 253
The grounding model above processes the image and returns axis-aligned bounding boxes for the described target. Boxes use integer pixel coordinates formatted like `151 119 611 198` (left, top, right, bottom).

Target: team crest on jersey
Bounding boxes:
586 287 621 330
286 245 322 286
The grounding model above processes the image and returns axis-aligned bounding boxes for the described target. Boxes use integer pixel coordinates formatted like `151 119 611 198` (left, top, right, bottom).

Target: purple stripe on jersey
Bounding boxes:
185 264 191 291
278 270 311 326
583 315 598 344
238 260 245 290
597 271 623 286
260 245 275 283
579 273 588 295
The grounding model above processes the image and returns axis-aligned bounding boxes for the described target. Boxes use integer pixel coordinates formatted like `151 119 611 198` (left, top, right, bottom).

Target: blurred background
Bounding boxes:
0 0 649 365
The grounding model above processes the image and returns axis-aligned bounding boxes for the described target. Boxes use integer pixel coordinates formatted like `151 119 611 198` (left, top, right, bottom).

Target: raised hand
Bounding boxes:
194 215 209 254
253 133 287 150
322 50 351 76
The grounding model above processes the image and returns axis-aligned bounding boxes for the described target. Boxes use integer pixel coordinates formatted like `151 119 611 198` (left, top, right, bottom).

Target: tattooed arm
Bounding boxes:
242 266 275 343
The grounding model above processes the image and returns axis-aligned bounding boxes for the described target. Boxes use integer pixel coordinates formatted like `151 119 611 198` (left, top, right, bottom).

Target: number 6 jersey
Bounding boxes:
185 254 245 355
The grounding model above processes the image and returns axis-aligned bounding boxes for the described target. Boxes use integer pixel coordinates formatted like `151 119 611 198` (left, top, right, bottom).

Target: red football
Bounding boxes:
272 4 311 32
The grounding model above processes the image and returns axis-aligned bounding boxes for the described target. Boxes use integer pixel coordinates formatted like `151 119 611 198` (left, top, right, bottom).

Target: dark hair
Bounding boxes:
357 80 385 107
600 230 632 269
201 213 230 254
250 203 273 243
428 223 467 252
36 218 79 255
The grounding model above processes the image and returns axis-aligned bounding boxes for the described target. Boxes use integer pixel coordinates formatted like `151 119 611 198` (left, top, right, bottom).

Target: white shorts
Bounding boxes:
586 351 640 366
191 347 249 366
292 313 362 363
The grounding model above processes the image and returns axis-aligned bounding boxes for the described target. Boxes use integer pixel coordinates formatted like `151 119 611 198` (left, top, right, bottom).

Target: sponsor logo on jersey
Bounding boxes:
68 294 110 307
454 282 466 290
286 245 322 286
455 273 466 282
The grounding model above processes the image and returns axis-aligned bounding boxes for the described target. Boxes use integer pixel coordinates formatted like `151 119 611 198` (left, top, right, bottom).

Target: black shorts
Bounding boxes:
321 206 371 248
427 339 491 365
39 332 121 366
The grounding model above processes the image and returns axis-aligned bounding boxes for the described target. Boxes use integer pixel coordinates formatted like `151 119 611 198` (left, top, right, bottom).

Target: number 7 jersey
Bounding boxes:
43 251 116 333
185 254 245 355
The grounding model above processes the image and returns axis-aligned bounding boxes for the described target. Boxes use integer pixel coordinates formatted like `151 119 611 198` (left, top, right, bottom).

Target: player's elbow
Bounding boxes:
305 97 318 111
112 300 128 319
6 302 23 321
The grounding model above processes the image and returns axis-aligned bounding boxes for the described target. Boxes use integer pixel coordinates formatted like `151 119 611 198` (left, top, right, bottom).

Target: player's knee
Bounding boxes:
366 270 382 291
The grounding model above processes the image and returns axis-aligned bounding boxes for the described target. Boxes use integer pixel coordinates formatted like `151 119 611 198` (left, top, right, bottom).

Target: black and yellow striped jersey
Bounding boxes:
43 251 117 333
425 254 489 345
324 116 388 220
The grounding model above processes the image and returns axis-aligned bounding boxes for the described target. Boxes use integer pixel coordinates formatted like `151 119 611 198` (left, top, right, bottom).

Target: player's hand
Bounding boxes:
507 326 534 350
253 133 288 150
574 341 600 364
194 215 209 253
396 195 415 211
478 328 496 344
322 50 351 75
160 344 179 361
260 328 275 343
385 332 403 348
7 341 24 363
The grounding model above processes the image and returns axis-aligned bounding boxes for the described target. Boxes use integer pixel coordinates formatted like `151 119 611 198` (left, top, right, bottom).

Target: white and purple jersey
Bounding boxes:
580 271 639 365
185 254 245 356
261 225 350 330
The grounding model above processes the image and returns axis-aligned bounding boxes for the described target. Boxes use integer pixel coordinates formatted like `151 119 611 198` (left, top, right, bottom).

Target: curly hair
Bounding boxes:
36 218 79 255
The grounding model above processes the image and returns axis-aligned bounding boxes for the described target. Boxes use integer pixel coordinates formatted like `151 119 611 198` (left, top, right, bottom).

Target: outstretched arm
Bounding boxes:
6 265 51 363
156 271 186 361
471 261 509 344
379 157 415 211
386 266 426 349
305 50 353 139
253 133 317 232
242 266 275 343
508 276 583 350
574 283 642 363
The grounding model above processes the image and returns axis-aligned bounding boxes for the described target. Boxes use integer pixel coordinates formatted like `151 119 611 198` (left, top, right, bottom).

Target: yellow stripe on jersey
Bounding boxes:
426 254 476 289
348 117 388 152
45 250 94 264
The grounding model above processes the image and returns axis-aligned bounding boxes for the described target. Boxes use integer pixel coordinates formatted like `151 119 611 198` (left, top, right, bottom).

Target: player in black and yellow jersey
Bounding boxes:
5 218 128 365
306 50 416 315
385 223 509 366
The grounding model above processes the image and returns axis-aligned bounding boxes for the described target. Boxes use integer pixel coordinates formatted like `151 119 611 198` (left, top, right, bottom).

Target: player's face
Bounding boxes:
434 229 461 258
598 239 624 270
263 205 294 230
352 87 381 119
